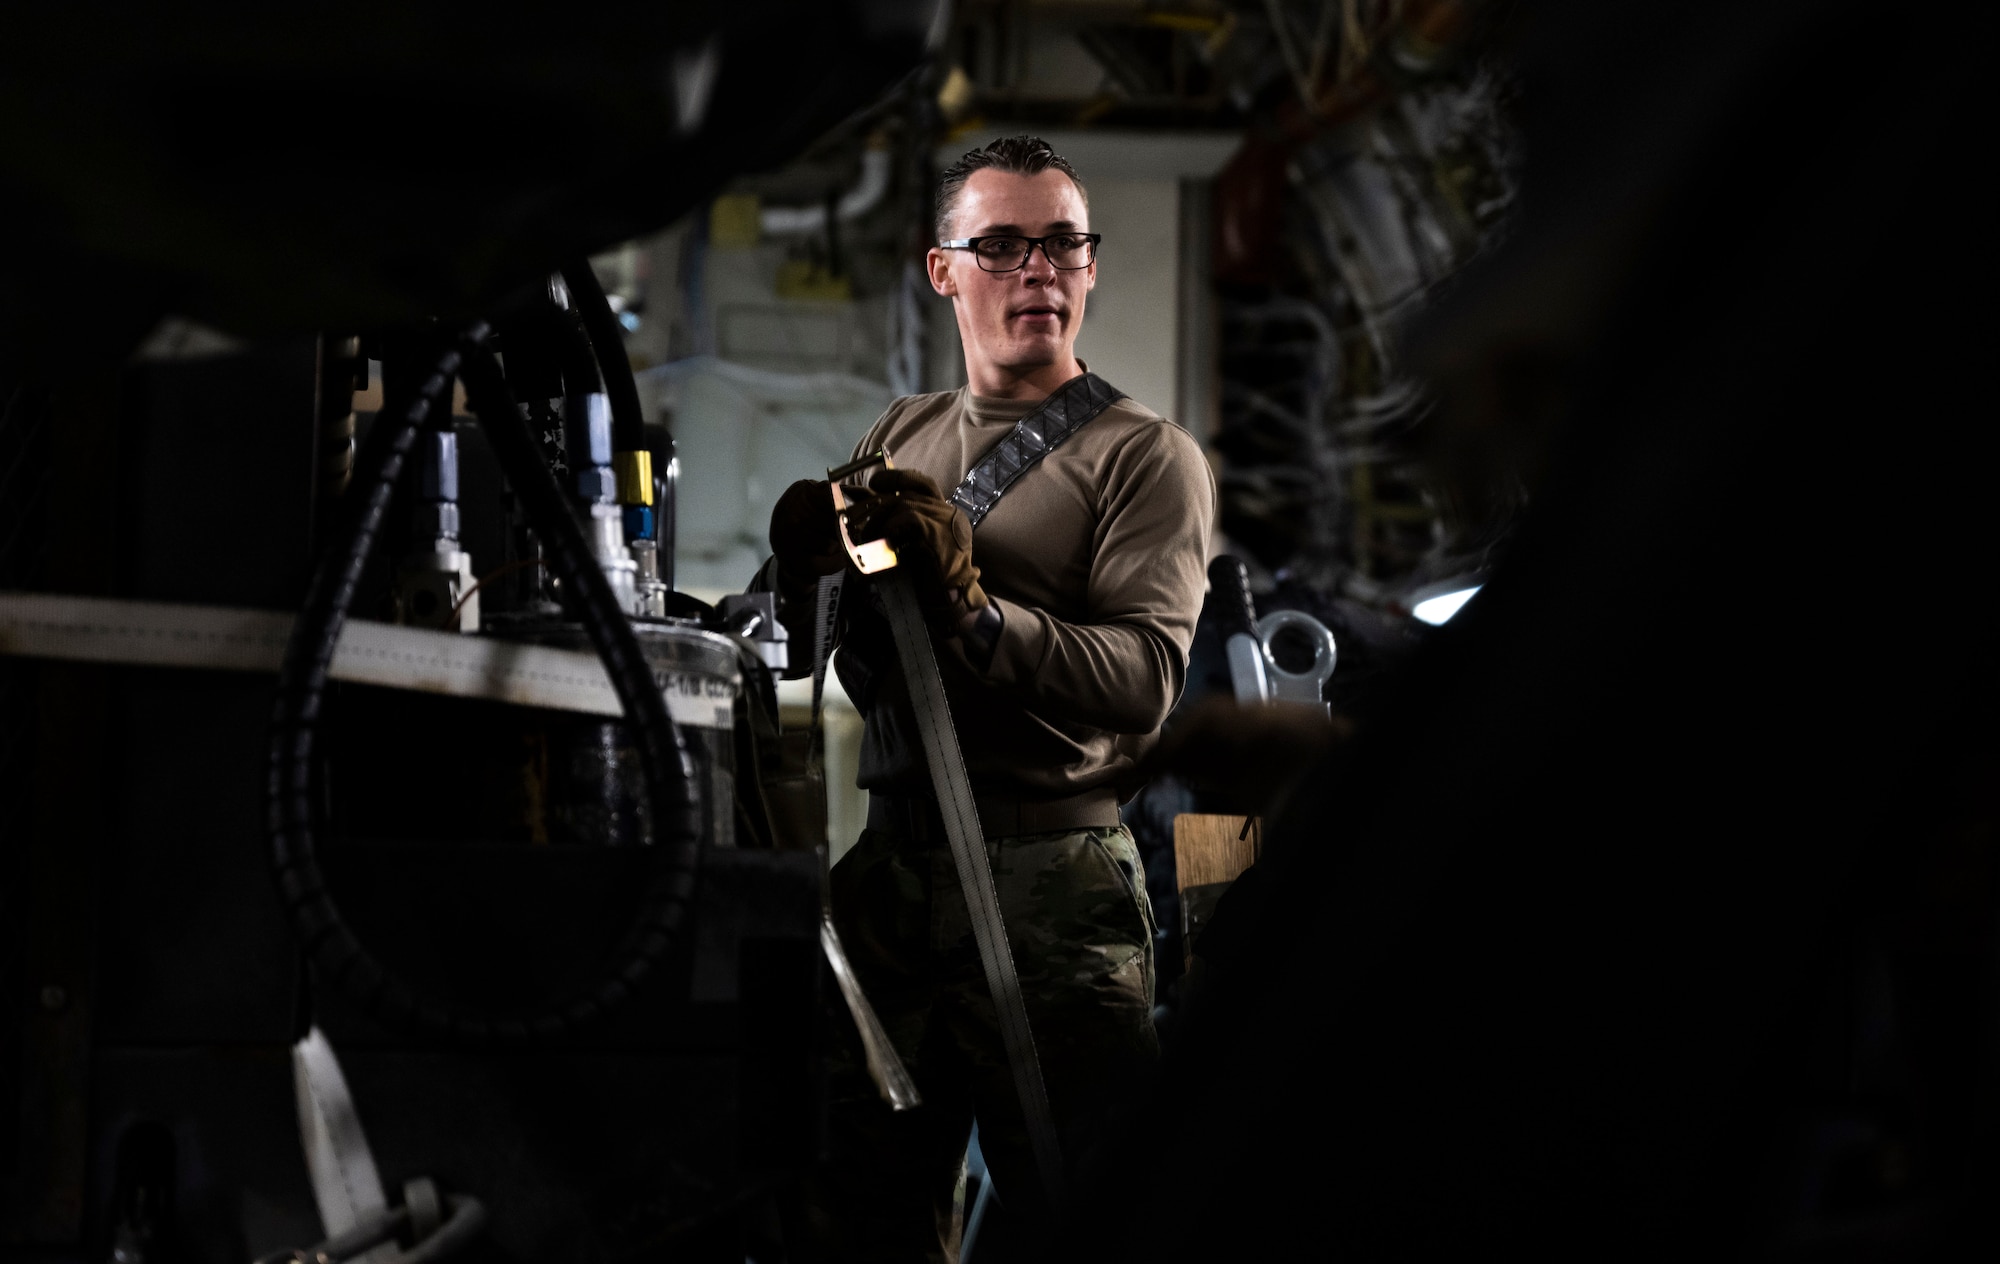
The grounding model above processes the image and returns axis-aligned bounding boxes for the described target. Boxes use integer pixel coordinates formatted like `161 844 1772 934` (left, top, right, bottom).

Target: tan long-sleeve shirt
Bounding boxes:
830 382 1215 802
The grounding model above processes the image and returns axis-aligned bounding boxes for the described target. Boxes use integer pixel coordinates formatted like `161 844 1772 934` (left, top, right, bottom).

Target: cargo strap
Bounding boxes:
290 1027 485 1264
293 1025 390 1247
878 573 1064 1201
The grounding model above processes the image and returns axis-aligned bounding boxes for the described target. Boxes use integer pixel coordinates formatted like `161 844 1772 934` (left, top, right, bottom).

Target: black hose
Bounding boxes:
268 324 701 1044
654 470 675 590
493 298 599 403
540 303 608 484
1207 555 1259 642
548 304 603 397
560 259 646 455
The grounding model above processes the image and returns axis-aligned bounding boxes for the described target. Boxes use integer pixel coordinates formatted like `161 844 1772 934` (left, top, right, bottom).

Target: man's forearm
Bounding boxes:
977 596 1182 734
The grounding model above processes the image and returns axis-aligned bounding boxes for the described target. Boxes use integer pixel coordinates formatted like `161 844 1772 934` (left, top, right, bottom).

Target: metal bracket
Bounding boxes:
827 449 899 574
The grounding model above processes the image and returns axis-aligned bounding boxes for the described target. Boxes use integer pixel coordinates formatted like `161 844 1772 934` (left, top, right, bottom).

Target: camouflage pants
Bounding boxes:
795 823 1159 1263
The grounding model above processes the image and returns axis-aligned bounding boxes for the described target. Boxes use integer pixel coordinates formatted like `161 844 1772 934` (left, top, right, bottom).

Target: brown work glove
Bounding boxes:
844 468 989 633
768 479 846 589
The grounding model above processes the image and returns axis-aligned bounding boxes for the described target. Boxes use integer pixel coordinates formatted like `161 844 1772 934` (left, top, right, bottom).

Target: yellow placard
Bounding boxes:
709 194 761 248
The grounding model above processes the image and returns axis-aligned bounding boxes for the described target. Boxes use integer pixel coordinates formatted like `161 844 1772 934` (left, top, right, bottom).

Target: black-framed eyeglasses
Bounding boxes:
938 233 1101 273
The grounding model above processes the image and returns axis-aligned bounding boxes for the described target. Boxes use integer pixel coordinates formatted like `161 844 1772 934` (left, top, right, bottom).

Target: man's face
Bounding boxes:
928 168 1095 374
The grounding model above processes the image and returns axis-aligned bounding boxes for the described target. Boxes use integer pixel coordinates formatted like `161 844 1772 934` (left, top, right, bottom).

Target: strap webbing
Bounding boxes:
948 371 1124 528
878 574 1064 1202
293 1026 390 1248
810 573 842 735
809 569 921 1111
820 914 921 1111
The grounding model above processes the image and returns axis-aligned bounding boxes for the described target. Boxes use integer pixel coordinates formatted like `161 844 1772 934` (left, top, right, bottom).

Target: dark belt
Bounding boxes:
867 788 1121 843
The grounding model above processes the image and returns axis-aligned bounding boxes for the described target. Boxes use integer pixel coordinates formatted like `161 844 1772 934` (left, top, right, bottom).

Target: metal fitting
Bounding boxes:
574 466 618 504
629 539 668 618
614 450 654 504
412 500 461 542
566 393 613 468
1254 609 1337 714
630 538 662 583
718 592 788 672
418 430 459 501
589 503 637 613
622 503 654 542
396 545 478 632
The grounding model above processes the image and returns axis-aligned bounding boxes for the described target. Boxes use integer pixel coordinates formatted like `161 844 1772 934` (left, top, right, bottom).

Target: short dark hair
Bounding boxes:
933 135 1088 243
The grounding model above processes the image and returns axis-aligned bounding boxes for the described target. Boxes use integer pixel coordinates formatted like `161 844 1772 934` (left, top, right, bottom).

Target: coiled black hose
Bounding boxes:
268 324 701 1043
560 259 646 455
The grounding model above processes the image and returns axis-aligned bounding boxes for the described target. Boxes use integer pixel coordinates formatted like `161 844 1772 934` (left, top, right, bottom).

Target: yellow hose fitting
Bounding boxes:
614 450 654 505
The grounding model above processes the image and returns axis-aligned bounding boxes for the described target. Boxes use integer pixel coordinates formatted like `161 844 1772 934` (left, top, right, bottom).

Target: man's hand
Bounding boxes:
845 469 991 635
769 479 846 588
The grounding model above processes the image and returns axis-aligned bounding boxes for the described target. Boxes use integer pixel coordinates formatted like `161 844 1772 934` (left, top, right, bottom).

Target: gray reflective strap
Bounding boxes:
948 371 1123 528
877 574 1063 1202
293 1026 391 1255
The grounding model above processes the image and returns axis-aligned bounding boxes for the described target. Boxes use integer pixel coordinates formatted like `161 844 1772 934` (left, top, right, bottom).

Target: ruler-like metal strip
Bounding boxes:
877 574 1064 1202
0 591 734 729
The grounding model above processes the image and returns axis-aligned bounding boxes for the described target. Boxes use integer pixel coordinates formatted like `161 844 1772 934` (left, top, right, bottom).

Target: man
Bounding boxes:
760 135 1214 1260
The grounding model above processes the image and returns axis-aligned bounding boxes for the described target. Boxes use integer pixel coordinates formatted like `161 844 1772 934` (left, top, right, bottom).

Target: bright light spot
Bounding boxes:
1413 585 1481 626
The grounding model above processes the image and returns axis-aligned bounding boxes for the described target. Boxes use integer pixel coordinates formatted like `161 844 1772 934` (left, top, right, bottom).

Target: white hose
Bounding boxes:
759 148 893 236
